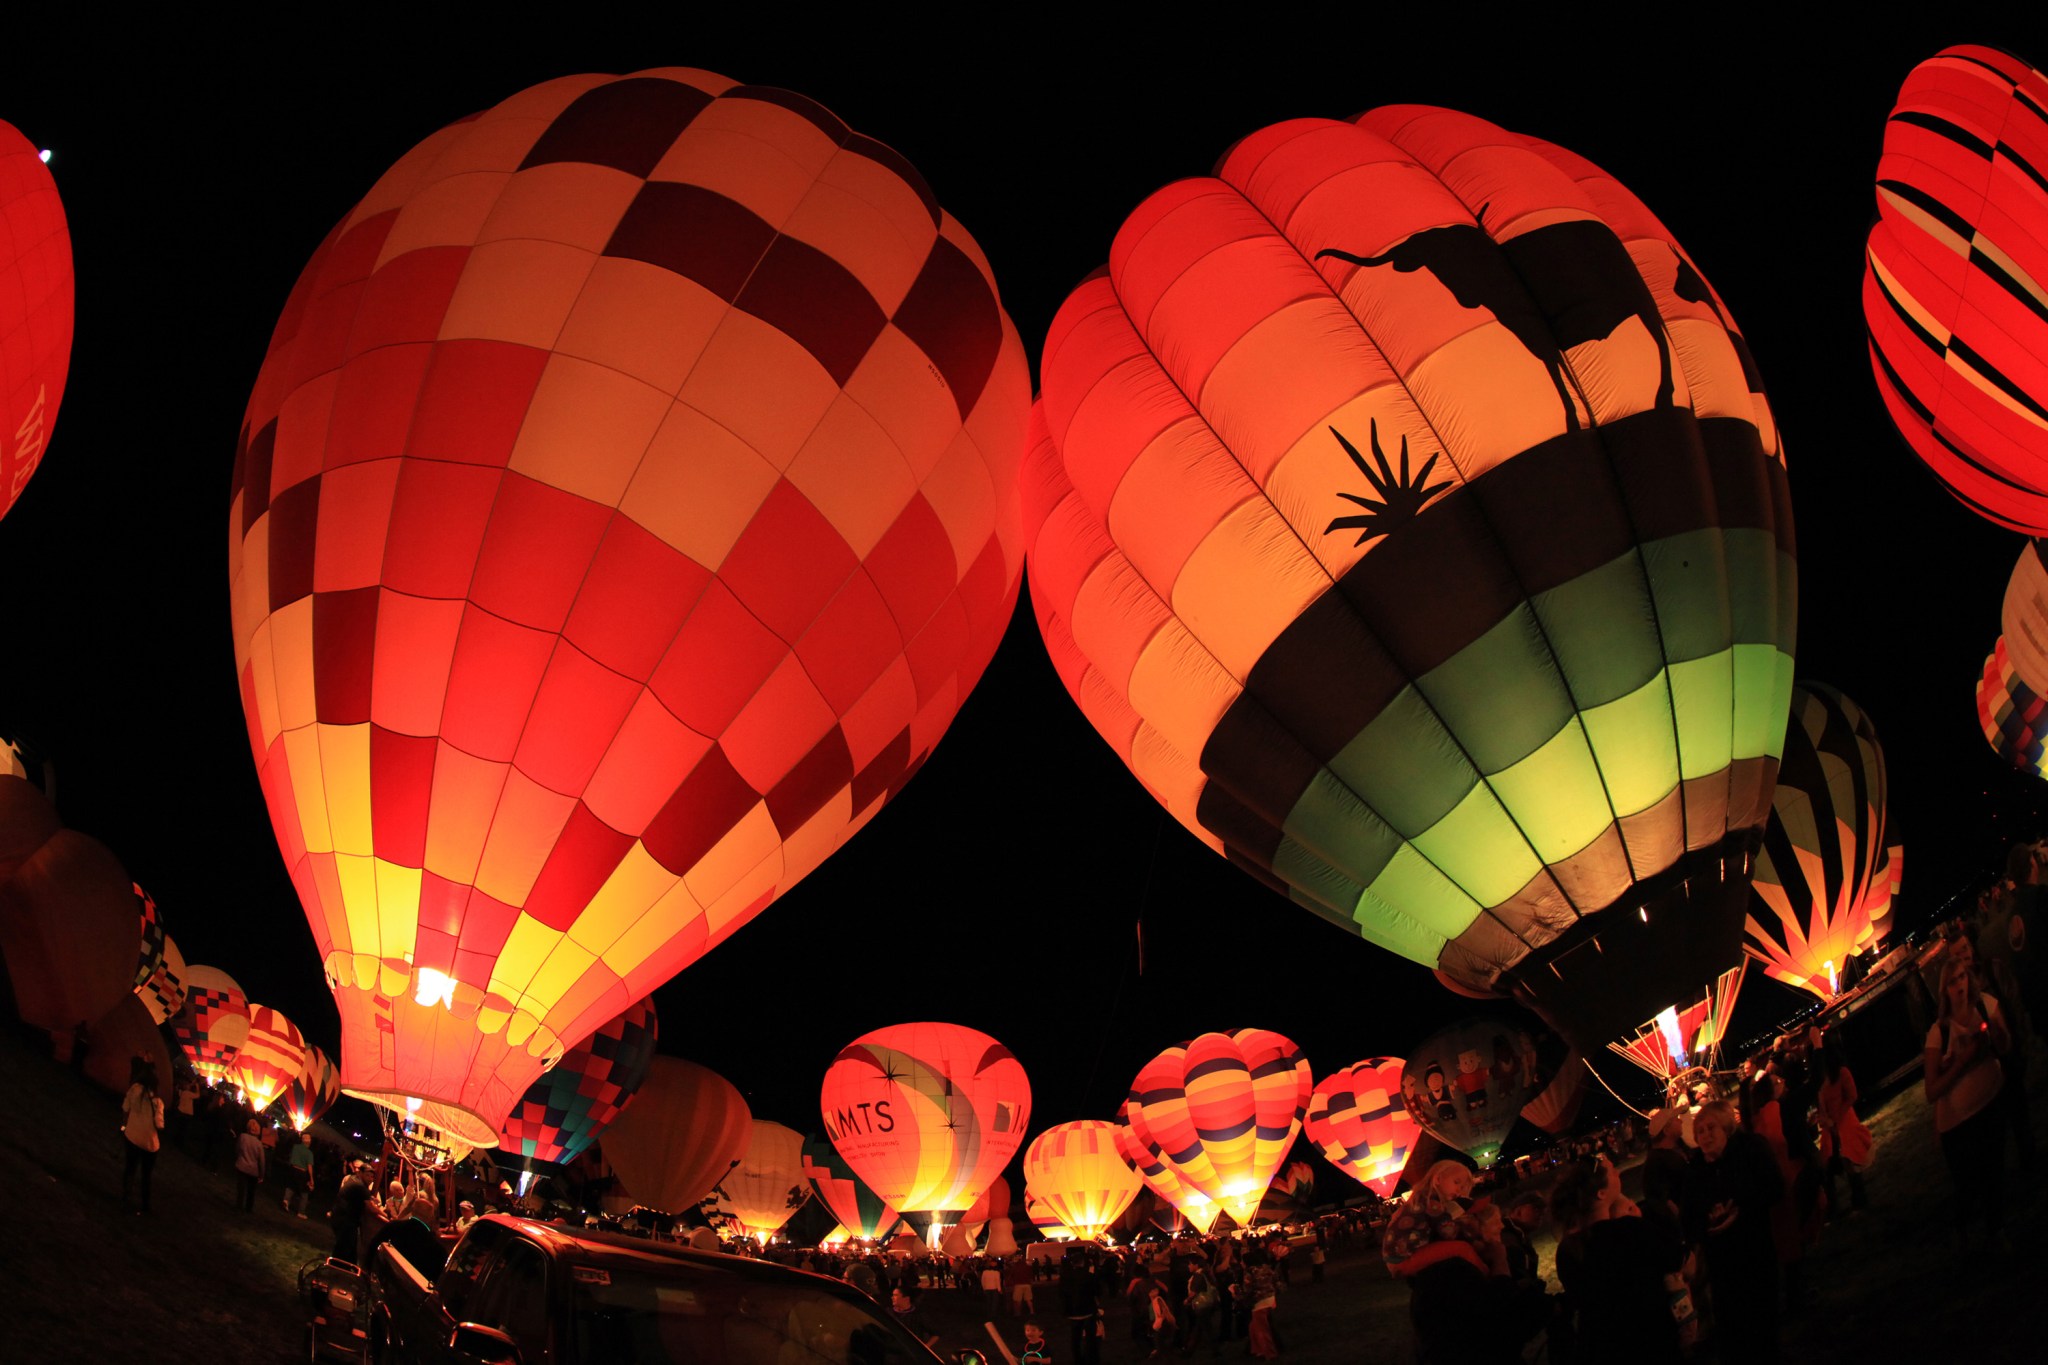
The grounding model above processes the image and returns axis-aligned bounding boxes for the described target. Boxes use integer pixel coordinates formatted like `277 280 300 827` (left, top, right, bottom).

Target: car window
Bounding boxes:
438 1221 509 1318
568 1264 931 1364
470 1239 551 1362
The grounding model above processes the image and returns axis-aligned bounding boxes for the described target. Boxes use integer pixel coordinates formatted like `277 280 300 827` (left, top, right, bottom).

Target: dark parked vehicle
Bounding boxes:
370 1215 961 1364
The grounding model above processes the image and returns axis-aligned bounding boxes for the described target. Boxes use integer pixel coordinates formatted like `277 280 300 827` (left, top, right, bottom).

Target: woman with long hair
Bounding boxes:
1924 953 2012 1249
120 1060 164 1213
1817 1034 1872 1217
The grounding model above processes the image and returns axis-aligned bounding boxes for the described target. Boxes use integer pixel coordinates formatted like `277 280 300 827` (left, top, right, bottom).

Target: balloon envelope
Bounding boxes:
1123 1028 1311 1225
283 1045 342 1132
172 965 251 1086
499 998 658 1167
228 69 1029 1145
821 1021 1030 1223
1022 1119 1141 1241
802 1132 899 1241
1306 1056 1419 1198
1025 105 1793 1051
1745 684 1897 1000
601 1055 750 1215
1399 1018 1552 1166
233 1005 308 1112
0 117 73 522
716 1119 811 1240
137 928 187 1026
84 994 173 1098
1113 1112 1219 1234
1865 46 2048 533
0 829 144 1042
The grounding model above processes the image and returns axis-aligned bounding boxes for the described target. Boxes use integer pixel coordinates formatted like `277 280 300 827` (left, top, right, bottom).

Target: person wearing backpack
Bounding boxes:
1145 1284 1177 1358
1925 953 2013 1251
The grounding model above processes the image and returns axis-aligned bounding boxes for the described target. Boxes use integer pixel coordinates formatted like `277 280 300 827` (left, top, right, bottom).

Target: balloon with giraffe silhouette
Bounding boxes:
1025 103 1794 1056
1865 45 2048 533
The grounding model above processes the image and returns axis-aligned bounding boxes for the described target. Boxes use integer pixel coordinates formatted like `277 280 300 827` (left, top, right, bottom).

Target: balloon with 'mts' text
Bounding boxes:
498 997 657 1168
1306 1056 1419 1198
233 1004 308 1112
227 69 1029 1145
0 118 72 522
1123 1028 1311 1227
172 964 251 1086
1399 1017 1553 1167
1022 1119 1143 1241
1024 105 1794 1053
600 1055 751 1215
820 1022 1030 1234
1745 683 1899 1001
1865 46 2048 533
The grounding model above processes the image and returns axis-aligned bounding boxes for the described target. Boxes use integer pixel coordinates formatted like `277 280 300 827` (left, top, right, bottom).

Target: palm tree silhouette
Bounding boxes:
1325 419 1451 546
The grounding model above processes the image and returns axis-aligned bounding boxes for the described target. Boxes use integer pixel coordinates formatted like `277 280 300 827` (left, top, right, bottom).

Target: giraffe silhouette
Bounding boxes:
1318 212 1676 431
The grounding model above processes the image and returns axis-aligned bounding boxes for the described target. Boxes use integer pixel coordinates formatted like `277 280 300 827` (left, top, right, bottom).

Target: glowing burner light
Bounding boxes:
405 1096 423 1113
413 968 457 1011
1825 960 1838 996
38 149 51 163
1655 1006 1689 1070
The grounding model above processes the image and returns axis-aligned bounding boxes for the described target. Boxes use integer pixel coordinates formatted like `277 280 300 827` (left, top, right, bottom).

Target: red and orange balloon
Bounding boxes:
227 70 1028 1144
0 118 71 522
1123 1029 1311 1227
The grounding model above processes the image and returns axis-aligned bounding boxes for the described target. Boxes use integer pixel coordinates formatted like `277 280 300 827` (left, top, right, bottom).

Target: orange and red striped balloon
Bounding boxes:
0 118 71 522
1305 1057 1418 1198
227 70 1028 1145
1022 1119 1143 1241
1866 46 2048 532
1123 1028 1311 1226
234 1004 308 1112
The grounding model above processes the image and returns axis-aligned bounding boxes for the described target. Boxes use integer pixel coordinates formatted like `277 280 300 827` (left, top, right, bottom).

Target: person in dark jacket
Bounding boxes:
1061 1253 1103 1365
1685 1100 1784 1364
369 1192 448 1280
1551 1157 1686 1365
330 1157 372 1262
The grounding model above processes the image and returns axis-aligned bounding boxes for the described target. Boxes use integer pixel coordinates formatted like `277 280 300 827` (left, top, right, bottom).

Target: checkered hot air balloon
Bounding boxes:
1980 637 2048 772
283 1045 342 1132
0 118 72 522
1745 684 1899 1000
137 930 187 1025
172 965 251 1086
802 1132 898 1242
498 998 657 1167
1113 1109 1219 1234
821 1022 1030 1238
1306 1056 1418 1198
228 70 1029 1148
234 1005 308 1112
1865 46 2048 533
1022 1119 1143 1242
1025 105 1793 1056
128 883 165 992
1123 1028 1311 1227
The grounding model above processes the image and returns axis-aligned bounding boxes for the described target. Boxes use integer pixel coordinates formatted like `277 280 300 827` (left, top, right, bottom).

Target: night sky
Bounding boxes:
6 18 2045 1171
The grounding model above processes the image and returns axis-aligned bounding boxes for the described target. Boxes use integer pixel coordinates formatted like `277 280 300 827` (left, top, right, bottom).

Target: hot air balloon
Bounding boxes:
1113 1112 1220 1234
1981 637 2048 774
171 965 251 1087
716 1119 811 1242
137 930 187 1026
1 727 57 809
1520 1050 1589 1137
1745 684 1899 1000
820 1022 1030 1238
227 69 1030 1148
128 883 165 993
0 826 147 1055
0 118 73 522
1255 1160 1315 1224
602 1055 750 1215
1400 1018 1553 1166
1024 105 1793 1053
1306 1056 1419 1198
1027 1194 1077 1240
0 765 60 887
802 1132 899 1241
499 998 657 1169
1022 1119 1143 1242
233 1005 308 1113
85 995 174 1098
1123 1029 1311 1226
1606 964 1747 1084
1865 46 2048 533
283 1045 342 1132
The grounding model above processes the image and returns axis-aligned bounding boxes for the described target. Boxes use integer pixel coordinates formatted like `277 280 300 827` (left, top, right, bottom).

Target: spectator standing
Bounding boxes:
1060 1253 1104 1365
331 1157 371 1261
1006 1253 1034 1316
1924 954 2012 1250
1685 1100 1783 1364
283 1131 316 1216
983 1259 1005 1321
119 1062 165 1214
1816 1036 1872 1217
233 1118 267 1213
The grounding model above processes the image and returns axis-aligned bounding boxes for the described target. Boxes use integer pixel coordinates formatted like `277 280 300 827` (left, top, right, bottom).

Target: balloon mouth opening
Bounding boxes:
345 1087 499 1149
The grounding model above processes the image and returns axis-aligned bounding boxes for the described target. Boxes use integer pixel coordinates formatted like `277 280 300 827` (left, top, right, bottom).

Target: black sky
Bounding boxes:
6 17 2047 1165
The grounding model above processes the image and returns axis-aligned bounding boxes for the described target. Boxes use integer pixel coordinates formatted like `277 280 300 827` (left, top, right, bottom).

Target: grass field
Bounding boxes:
3 1021 2045 1363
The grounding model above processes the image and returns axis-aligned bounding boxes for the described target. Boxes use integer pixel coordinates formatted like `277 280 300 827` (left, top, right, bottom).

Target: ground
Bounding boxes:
4 1025 2045 1363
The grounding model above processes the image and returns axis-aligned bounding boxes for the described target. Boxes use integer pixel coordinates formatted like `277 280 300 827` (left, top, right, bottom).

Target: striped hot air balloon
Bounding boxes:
0 118 73 522
1980 636 2048 772
1255 1160 1315 1224
1520 1051 1589 1136
1112 1110 1219 1234
820 1022 1030 1236
1123 1029 1311 1227
802 1132 898 1241
1022 1119 1143 1241
283 1045 342 1132
1026 1194 1077 1240
1745 684 1900 1000
137 931 187 1026
1306 1056 1419 1198
234 1005 308 1112
498 998 658 1168
228 69 1029 1148
170 965 250 1086
1025 105 1793 1055
1865 46 2048 533
1607 964 1747 1082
